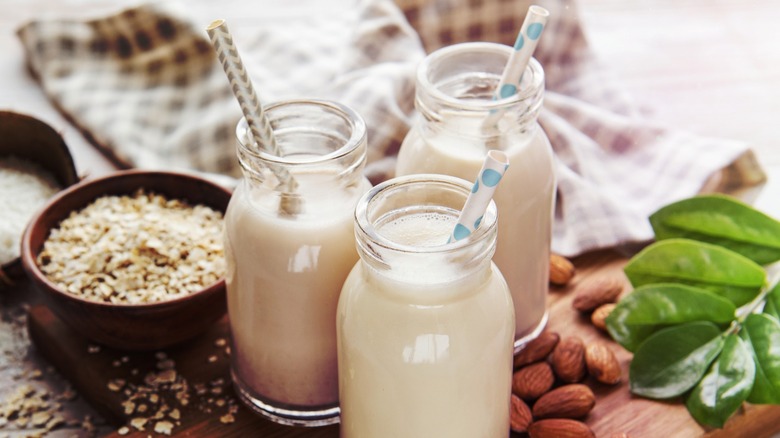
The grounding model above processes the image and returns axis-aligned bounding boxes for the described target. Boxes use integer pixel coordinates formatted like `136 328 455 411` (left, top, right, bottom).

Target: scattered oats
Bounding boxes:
194 384 207 396
45 414 65 431
210 387 223 395
168 408 180 420
137 404 148 414
131 368 139 376
29 369 43 380
117 426 130 435
207 355 218 363
149 393 160 404
81 415 95 434
215 399 225 407
122 400 136 415
210 378 224 387
87 345 101 354
214 338 227 347
130 417 147 431
220 413 235 424
107 379 126 392
225 346 231 356
154 420 174 435
156 369 177 384
112 360 122 367
36 190 225 304
30 411 52 427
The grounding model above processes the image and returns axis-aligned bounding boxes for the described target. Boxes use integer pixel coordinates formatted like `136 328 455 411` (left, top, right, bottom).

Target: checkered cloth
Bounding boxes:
16 0 765 257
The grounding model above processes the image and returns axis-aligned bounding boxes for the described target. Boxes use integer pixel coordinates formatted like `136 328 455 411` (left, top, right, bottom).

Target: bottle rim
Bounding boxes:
235 99 367 166
355 174 498 256
416 41 544 113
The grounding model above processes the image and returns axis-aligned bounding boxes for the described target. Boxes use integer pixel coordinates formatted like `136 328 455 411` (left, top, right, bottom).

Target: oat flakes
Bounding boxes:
37 190 225 304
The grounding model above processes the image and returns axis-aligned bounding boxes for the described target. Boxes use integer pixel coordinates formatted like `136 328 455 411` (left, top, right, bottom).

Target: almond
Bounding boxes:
585 342 622 385
572 277 623 312
551 336 586 383
532 384 595 419
591 303 617 331
528 418 595 438
514 331 560 368
513 362 555 400
510 394 532 433
550 253 575 286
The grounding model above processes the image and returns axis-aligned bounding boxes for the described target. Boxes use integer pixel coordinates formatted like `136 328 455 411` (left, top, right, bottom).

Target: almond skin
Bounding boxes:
514 331 560 368
551 336 586 383
591 303 617 331
532 384 596 419
550 253 575 285
510 394 533 433
513 362 555 400
528 418 595 438
585 342 622 385
572 277 623 312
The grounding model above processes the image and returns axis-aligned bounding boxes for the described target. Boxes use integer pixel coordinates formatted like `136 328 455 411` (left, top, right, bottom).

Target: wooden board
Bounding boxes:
27 249 780 437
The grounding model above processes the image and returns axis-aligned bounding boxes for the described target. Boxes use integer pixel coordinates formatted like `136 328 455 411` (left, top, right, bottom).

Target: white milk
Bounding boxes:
225 171 370 415
337 187 515 437
396 118 555 344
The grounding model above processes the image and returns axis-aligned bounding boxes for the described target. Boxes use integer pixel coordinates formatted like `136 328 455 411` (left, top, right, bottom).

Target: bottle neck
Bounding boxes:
235 99 367 191
415 42 545 141
354 175 498 287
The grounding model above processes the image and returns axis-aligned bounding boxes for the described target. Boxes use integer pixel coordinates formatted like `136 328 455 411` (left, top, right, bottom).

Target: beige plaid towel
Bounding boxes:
16 0 765 257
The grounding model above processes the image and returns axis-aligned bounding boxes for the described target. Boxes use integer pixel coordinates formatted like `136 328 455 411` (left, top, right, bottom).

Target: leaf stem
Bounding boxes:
734 265 780 324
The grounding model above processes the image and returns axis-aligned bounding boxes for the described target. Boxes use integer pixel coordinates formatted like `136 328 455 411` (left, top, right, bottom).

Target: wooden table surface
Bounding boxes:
1 0 779 437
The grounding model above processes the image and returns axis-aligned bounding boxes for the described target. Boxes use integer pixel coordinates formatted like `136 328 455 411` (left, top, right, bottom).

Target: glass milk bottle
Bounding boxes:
337 174 515 437
223 99 371 426
396 42 556 351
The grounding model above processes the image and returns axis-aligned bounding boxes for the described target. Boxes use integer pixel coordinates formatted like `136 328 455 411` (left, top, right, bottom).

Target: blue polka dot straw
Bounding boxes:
495 5 549 100
449 150 510 243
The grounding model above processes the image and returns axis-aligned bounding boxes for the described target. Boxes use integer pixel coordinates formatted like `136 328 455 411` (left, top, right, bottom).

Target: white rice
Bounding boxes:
0 157 61 265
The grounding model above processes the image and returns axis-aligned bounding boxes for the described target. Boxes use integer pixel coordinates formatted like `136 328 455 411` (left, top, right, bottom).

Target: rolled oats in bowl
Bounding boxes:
37 189 225 304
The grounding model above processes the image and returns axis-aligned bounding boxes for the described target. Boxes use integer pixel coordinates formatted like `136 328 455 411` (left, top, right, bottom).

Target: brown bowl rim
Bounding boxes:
20 169 231 309
0 111 79 275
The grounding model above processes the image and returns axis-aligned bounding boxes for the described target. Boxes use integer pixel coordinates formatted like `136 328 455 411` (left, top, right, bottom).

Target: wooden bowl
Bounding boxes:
0 111 79 281
21 170 232 351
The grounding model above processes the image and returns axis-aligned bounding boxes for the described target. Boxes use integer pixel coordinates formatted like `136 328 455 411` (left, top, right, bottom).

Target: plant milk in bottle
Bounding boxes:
337 175 515 437
396 42 555 350
224 100 371 426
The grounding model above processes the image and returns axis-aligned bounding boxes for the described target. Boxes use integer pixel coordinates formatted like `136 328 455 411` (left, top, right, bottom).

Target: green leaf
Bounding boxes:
763 281 780 321
605 283 736 352
650 194 780 265
624 239 766 306
685 334 755 428
630 321 725 399
742 313 780 404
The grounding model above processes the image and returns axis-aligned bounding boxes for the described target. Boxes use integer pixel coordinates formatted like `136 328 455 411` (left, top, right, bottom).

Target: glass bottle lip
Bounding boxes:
416 41 544 112
234 98 367 166
355 174 498 256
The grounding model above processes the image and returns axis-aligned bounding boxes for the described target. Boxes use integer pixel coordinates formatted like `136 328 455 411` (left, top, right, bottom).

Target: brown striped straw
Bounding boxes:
206 19 300 214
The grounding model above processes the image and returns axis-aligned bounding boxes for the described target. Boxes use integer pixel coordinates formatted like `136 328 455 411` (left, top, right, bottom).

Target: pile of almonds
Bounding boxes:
510 331 622 437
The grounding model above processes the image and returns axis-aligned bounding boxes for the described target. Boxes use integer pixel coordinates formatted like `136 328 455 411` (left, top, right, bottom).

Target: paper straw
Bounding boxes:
449 150 510 243
495 5 549 100
206 19 300 214
206 19 279 155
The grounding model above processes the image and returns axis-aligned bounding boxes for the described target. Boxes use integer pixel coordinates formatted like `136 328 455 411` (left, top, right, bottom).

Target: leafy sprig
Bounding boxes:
605 194 780 428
